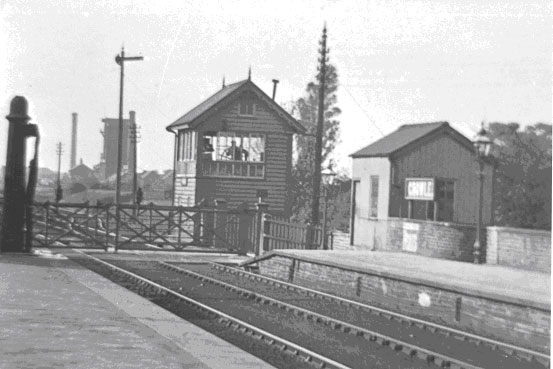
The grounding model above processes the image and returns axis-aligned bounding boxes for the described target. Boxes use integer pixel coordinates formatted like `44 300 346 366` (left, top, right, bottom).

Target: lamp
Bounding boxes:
321 166 337 186
473 125 492 158
472 122 492 263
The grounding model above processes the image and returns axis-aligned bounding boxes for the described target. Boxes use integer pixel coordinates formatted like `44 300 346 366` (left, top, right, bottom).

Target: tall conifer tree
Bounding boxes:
290 27 341 223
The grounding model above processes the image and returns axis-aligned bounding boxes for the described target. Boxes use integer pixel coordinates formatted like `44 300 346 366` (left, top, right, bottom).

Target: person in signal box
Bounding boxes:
224 140 249 161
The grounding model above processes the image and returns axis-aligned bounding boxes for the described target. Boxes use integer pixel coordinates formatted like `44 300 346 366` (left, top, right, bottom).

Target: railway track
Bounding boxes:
189 262 551 367
69 251 549 369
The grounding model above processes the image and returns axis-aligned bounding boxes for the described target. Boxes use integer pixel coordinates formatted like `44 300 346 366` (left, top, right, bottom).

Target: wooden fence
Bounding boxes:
261 216 323 252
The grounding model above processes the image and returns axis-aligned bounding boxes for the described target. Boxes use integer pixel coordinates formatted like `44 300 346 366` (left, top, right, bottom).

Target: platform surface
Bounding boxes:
266 250 551 310
0 250 275 369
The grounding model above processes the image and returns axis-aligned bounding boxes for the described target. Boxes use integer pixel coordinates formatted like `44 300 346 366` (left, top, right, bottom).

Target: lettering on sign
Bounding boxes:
405 178 435 201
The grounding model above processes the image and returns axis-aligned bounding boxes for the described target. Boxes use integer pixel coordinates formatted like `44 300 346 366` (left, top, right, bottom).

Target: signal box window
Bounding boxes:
239 99 254 116
201 132 265 178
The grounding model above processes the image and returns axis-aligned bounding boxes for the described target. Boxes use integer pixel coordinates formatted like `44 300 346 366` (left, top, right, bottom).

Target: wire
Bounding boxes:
341 85 385 137
125 76 172 121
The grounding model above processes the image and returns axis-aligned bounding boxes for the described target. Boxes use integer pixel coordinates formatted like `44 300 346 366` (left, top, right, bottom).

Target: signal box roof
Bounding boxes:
166 79 306 134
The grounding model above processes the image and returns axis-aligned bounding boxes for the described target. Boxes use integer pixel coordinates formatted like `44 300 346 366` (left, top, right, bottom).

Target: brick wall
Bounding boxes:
356 218 482 262
486 226 551 273
329 231 352 251
258 255 550 353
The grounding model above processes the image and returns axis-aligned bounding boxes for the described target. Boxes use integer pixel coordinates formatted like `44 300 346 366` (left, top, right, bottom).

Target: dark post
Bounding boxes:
311 25 328 226
305 222 313 250
473 159 484 263
213 199 227 248
24 133 39 252
130 111 138 207
114 47 143 252
321 188 328 250
472 123 492 264
55 142 63 202
115 48 125 210
237 203 250 255
255 201 269 255
263 214 271 253
1 96 39 252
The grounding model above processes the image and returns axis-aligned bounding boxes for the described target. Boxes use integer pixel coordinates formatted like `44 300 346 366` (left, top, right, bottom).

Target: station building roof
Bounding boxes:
350 121 475 158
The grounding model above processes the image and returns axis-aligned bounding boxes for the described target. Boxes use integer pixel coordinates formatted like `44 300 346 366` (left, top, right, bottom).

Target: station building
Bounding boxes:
350 122 494 261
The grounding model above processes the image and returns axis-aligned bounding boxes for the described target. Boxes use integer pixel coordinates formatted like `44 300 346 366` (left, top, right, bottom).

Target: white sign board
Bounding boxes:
405 178 435 201
402 222 419 252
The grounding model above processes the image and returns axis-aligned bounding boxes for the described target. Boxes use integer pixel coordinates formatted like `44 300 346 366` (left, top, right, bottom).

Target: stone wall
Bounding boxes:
355 218 480 262
343 219 551 271
257 254 550 353
486 226 551 273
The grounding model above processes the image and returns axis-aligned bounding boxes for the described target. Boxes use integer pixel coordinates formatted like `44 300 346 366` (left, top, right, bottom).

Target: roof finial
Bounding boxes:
222 76 226 89
248 66 251 80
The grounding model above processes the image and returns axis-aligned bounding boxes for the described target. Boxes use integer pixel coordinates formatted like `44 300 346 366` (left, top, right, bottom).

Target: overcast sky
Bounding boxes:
1 0 550 174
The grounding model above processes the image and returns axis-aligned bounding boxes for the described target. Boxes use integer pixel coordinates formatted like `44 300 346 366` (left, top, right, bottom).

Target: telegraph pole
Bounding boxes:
114 46 143 251
114 47 143 207
311 25 328 226
55 142 63 202
130 120 140 206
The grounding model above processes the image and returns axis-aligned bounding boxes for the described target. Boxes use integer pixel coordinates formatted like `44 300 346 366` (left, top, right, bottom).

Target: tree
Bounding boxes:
488 122 551 230
290 63 341 224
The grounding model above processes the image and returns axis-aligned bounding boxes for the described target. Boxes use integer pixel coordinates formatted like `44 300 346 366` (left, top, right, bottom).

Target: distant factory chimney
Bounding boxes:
70 113 77 169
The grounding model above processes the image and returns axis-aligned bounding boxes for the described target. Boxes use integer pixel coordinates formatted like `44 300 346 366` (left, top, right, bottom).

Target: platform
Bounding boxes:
255 249 550 309
248 249 550 353
0 250 275 369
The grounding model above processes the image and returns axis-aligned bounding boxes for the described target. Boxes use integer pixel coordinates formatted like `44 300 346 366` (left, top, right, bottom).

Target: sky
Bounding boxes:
1 0 551 175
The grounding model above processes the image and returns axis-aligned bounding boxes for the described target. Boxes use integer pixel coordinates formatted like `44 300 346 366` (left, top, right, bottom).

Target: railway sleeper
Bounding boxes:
403 347 417 357
432 357 445 367
449 363 464 369
389 342 403 351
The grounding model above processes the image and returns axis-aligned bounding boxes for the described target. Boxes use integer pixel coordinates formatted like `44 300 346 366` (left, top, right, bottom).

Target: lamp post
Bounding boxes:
320 166 336 250
472 123 492 264
114 47 143 251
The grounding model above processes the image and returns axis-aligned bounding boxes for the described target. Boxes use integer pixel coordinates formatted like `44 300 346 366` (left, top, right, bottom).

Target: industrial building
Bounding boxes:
99 111 137 180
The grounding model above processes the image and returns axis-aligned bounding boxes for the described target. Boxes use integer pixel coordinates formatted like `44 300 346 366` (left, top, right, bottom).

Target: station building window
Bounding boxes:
436 179 454 222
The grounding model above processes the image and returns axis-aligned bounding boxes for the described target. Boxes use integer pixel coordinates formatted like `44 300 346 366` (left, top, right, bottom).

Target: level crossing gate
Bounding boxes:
0 200 327 254
29 202 261 253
